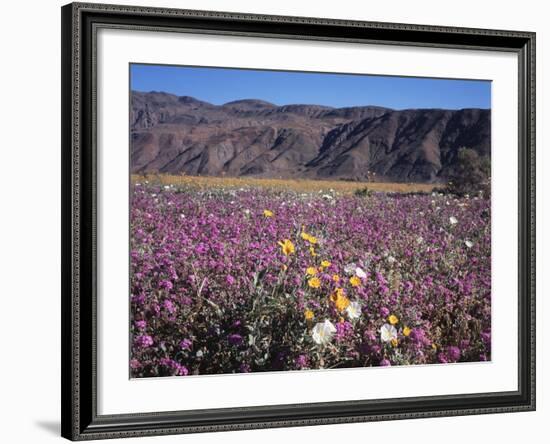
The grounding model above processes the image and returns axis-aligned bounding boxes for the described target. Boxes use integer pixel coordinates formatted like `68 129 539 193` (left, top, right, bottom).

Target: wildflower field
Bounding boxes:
130 177 491 377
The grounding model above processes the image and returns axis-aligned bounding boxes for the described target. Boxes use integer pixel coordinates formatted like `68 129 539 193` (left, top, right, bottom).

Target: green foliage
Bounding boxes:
354 186 372 198
445 147 491 197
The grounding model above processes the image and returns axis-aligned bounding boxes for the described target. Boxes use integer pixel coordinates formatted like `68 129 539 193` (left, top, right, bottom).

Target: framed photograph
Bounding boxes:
61 2 536 440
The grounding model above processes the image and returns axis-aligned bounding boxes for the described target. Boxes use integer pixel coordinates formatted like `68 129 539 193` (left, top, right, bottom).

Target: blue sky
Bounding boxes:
130 64 491 110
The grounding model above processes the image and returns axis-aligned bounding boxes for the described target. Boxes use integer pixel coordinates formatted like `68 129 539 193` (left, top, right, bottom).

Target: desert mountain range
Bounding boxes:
131 91 491 183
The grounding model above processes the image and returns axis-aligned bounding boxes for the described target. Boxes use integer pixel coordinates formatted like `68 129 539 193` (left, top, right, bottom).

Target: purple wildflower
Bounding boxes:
294 355 309 369
446 346 461 362
179 339 193 351
159 280 173 291
228 334 243 346
135 335 154 348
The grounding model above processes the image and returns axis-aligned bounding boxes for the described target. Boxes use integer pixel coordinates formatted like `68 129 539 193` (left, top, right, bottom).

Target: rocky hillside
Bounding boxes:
130 91 490 183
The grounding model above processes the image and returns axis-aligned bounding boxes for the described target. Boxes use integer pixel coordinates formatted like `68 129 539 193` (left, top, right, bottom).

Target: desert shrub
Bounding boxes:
445 147 490 197
386 190 433 198
354 186 372 198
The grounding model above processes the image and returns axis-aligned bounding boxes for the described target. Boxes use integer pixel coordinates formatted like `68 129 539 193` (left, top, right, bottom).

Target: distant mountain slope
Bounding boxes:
130 91 490 183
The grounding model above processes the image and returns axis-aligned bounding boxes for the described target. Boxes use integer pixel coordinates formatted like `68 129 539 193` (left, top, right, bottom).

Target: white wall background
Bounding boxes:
0 0 545 442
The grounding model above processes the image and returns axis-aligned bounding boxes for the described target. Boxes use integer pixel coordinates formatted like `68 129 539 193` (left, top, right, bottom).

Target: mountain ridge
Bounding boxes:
130 91 491 183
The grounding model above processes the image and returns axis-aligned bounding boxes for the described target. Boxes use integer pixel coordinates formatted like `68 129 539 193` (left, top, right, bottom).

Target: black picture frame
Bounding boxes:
61 2 536 440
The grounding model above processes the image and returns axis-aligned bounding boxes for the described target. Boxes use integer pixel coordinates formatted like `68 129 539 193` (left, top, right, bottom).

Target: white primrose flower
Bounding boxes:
465 240 474 249
312 320 337 345
449 216 458 225
344 263 358 276
387 255 397 264
355 267 367 279
346 301 362 320
380 323 398 342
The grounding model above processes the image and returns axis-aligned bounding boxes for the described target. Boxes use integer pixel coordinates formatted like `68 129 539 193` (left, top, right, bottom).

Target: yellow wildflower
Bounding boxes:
332 274 340 283
304 309 314 321
278 239 295 256
403 326 411 337
263 209 274 217
301 232 318 244
391 338 399 347
309 246 318 257
335 295 350 312
330 288 350 312
349 276 361 287
308 277 321 289
388 314 399 325
306 266 318 276
330 287 345 302
321 260 331 268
